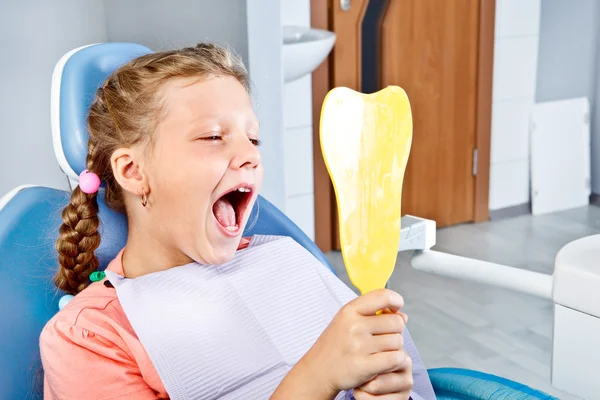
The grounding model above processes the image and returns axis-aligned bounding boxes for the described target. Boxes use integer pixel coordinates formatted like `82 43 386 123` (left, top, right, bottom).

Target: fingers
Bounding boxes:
366 349 412 375
382 308 408 324
366 313 406 335
352 289 405 316
370 333 404 353
357 371 414 396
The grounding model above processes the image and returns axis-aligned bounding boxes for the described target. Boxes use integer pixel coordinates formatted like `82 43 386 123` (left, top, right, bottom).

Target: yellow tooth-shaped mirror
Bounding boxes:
320 86 412 294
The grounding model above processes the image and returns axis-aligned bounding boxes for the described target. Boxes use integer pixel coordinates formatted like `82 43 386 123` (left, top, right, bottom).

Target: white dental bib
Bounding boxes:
106 235 434 400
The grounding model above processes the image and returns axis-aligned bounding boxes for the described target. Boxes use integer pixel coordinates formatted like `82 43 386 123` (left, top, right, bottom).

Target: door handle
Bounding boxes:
340 0 351 11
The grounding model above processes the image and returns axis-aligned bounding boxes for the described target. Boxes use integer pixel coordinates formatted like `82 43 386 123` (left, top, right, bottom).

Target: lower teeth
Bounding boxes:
225 225 239 232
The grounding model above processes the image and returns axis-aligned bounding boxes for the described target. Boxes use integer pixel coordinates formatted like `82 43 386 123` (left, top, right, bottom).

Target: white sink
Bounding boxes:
282 26 336 83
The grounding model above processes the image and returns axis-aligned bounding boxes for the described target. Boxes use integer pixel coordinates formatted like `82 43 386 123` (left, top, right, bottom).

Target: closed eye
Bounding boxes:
202 135 222 142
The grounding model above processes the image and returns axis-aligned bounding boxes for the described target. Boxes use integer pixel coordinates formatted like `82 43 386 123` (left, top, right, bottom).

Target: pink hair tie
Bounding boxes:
79 170 101 194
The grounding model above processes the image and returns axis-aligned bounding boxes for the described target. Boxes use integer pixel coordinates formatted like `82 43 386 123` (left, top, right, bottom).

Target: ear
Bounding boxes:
111 147 148 197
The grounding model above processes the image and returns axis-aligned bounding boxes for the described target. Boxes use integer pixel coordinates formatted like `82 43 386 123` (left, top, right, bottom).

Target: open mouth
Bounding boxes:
212 185 254 235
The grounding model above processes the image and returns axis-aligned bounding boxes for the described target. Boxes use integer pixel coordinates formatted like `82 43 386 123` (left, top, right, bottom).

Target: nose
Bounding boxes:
230 135 261 170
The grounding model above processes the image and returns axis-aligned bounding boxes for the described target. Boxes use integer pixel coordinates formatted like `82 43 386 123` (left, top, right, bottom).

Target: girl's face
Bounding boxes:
144 75 263 265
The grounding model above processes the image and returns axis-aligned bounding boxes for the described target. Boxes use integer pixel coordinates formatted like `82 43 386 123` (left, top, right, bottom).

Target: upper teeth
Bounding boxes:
237 187 251 192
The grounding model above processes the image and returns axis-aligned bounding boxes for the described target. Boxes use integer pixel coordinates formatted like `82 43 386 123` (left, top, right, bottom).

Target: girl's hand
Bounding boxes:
353 351 413 399
303 289 412 395
353 308 413 399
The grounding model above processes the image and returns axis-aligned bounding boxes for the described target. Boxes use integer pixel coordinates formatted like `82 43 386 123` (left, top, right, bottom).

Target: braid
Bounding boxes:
54 141 101 295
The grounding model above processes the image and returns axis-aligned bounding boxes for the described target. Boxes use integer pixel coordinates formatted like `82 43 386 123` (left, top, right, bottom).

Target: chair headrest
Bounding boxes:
51 43 153 180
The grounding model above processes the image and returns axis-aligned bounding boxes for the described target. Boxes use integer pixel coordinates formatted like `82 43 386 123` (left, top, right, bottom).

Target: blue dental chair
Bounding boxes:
0 43 556 399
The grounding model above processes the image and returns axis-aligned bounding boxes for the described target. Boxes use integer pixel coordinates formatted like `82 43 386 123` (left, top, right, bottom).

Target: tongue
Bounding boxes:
214 197 236 227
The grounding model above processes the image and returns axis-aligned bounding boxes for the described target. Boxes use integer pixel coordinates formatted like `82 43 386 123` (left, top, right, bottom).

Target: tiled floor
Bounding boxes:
326 204 600 399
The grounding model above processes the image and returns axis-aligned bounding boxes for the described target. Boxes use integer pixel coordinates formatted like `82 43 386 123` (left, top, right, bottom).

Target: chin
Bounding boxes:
203 240 240 266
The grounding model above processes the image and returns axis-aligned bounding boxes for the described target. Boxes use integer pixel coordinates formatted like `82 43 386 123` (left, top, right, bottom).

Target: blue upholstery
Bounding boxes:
429 368 558 399
0 42 556 400
56 43 152 178
245 196 333 272
0 187 67 399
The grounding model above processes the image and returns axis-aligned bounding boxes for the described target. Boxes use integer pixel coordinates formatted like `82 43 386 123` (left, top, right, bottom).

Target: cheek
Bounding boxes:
151 145 212 191
148 142 230 213
153 156 227 210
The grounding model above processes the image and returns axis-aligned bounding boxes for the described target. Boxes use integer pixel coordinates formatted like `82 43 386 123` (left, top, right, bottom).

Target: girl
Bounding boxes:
40 43 435 400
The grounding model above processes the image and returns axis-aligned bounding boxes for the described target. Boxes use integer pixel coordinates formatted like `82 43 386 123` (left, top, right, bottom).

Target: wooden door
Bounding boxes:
311 0 494 251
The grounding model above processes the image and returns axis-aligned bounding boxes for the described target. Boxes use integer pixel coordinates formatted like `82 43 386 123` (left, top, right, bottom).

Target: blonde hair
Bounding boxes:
55 43 249 295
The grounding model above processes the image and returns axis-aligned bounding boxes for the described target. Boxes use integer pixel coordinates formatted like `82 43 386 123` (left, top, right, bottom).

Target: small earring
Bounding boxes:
140 192 148 207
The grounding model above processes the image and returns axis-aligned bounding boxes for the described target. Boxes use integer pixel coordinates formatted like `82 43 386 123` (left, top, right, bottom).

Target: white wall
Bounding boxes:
280 0 315 239
536 0 599 104
103 0 249 63
0 1 107 197
536 0 599 194
489 0 541 211
594 6 600 194
246 0 286 211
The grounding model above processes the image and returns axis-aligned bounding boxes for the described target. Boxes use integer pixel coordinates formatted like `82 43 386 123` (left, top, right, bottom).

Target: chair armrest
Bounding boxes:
428 368 557 400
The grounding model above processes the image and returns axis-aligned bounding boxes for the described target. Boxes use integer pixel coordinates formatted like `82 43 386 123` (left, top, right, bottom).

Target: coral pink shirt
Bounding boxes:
40 238 251 400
